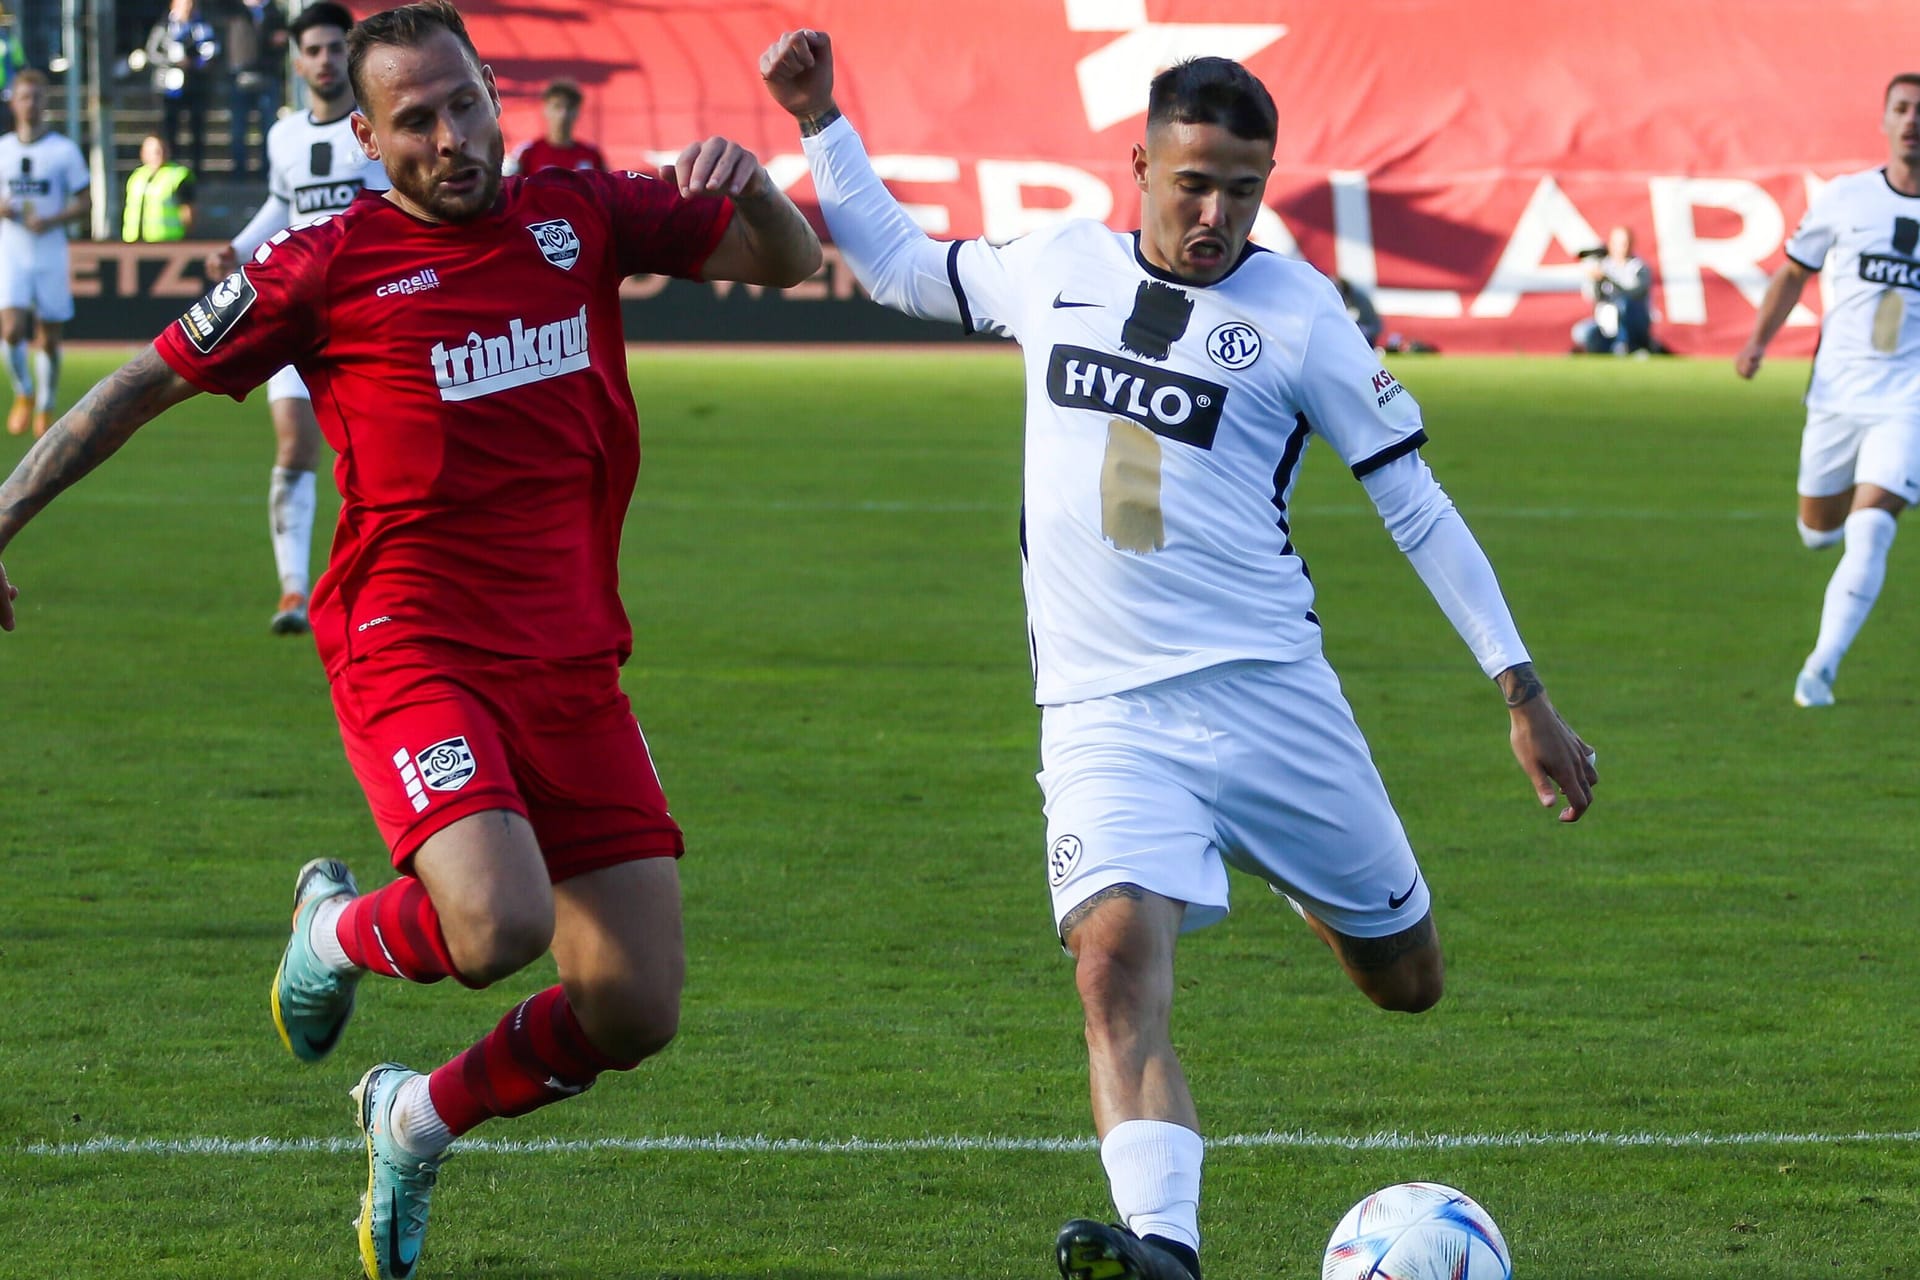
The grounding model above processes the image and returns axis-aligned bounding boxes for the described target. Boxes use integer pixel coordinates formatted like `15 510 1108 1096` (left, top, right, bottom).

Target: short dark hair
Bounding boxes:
290 1 354 44
348 0 480 111
1887 73 1920 104
1146 57 1277 144
542 77 582 106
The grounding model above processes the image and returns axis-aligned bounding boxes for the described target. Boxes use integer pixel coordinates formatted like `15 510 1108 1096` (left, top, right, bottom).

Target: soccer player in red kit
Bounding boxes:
0 3 820 1277
503 77 607 175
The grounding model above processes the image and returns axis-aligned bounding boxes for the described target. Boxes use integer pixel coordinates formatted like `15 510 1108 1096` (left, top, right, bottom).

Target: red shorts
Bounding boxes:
330 643 684 881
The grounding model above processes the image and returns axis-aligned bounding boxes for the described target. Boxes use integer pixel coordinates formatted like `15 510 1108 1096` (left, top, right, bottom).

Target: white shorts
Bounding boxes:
1038 657 1429 939
1798 409 1920 503
0 247 74 322
266 365 311 402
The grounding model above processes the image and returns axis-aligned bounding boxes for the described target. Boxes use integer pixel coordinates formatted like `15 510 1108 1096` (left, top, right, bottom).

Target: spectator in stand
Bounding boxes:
122 133 195 242
504 77 607 175
144 0 220 176
221 0 288 178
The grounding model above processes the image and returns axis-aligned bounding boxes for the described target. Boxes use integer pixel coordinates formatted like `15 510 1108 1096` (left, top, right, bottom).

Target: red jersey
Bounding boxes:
156 169 733 676
507 138 608 176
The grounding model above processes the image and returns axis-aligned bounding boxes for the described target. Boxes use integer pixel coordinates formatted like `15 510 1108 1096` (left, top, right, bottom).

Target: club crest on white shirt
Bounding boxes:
528 218 582 270
1207 321 1262 370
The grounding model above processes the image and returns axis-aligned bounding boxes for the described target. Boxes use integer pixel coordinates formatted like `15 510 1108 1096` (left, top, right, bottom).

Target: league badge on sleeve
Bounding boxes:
178 269 259 354
528 218 582 270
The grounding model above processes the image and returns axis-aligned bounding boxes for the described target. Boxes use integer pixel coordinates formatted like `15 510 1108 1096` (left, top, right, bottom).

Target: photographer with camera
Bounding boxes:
1572 225 1655 354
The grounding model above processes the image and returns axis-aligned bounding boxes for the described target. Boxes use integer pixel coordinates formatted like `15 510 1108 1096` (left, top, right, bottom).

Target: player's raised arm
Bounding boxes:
760 29 965 324
662 134 820 286
0 347 200 630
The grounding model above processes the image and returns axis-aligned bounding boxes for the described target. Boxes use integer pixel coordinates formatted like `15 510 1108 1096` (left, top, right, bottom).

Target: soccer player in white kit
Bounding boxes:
763 31 1597 1280
0 70 91 439
205 2 386 634
1737 74 1920 707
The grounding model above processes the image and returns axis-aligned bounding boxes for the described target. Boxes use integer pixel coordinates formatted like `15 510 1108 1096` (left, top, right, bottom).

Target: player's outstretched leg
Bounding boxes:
352 1063 444 1280
1796 506 1900 706
1057 1219 1200 1280
270 857 362 1062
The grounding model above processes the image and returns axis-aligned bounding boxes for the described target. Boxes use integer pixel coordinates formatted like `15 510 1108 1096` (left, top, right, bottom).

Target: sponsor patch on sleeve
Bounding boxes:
177 269 259 355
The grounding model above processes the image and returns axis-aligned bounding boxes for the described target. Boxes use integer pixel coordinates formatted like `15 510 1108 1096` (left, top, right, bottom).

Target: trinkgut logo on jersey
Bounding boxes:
430 306 591 401
1045 343 1228 449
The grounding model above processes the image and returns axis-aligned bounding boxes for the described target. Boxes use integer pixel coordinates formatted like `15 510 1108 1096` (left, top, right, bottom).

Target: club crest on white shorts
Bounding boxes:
1048 834 1084 887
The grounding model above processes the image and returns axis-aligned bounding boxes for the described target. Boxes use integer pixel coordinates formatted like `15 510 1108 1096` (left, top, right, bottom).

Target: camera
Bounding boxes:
1576 246 1607 259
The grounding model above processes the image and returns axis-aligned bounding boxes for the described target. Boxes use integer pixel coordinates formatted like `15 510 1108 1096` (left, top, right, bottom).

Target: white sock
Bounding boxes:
4 341 31 398
32 348 56 411
307 894 357 975
1806 507 1898 679
269 467 317 597
1101 1119 1203 1253
1797 518 1844 550
390 1071 453 1157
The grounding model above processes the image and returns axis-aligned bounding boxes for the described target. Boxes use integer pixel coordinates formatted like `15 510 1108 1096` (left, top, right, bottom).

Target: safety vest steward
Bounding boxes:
123 163 191 241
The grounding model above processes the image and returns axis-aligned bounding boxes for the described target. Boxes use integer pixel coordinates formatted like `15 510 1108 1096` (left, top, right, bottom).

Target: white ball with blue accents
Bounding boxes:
1321 1181 1512 1280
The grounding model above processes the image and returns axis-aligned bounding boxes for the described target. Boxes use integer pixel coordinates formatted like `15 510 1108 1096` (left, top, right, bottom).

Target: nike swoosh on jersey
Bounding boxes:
1388 874 1420 910
1052 293 1101 309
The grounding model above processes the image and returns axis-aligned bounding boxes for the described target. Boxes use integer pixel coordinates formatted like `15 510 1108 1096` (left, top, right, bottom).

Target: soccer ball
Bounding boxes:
1321 1181 1512 1280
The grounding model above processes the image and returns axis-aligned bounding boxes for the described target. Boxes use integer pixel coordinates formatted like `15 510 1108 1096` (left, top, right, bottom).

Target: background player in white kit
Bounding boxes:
206 2 385 633
0 69 91 439
1736 74 1920 707
764 31 1596 1280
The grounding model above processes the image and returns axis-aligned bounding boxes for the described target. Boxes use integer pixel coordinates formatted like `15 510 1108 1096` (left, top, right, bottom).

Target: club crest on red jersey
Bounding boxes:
528 218 581 270
415 736 476 792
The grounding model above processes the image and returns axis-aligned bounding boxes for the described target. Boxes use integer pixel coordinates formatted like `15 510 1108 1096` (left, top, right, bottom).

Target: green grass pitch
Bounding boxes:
2 348 1917 1278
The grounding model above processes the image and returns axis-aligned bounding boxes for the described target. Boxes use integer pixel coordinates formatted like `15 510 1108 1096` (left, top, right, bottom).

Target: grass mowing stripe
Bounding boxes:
26 1128 1920 1158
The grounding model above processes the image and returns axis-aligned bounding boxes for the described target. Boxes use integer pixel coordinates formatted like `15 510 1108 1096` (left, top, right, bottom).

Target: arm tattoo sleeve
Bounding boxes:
1497 661 1545 709
0 348 194 548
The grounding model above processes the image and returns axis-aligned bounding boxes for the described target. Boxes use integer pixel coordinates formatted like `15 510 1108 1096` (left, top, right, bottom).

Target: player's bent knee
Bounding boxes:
1368 963 1444 1014
1798 518 1845 549
447 911 554 987
588 998 680 1065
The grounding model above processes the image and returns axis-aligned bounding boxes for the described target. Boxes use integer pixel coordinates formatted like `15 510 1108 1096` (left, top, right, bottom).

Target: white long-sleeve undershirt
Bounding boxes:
230 193 292 262
1360 452 1530 678
801 115 960 323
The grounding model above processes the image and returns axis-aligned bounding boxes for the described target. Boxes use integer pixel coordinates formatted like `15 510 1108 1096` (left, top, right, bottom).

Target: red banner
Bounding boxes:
463 0 1920 354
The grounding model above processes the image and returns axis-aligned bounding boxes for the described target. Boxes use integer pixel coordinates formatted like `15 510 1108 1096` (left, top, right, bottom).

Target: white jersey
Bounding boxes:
1786 168 1920 414
949 220 1426 704
0 129 89 265
265 108 388 227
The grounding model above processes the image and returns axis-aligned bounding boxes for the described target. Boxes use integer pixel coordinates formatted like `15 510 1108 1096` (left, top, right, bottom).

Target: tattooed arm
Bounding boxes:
0 347 201 631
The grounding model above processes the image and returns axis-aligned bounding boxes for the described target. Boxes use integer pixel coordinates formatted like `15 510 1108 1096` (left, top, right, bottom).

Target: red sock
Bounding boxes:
336 877 464 986
427 985 634 1137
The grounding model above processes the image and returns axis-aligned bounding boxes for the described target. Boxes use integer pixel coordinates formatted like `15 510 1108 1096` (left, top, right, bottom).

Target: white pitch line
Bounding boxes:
46 490 1787 522
23 1128 1920 1159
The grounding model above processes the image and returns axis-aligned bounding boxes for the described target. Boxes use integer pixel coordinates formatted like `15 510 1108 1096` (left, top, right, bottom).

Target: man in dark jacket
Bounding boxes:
221 0 288 177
